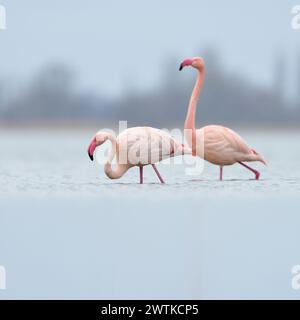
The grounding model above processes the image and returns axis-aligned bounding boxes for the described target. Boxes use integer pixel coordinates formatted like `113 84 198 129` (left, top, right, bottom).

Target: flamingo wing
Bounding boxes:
201 125 254 165
117 127 176 165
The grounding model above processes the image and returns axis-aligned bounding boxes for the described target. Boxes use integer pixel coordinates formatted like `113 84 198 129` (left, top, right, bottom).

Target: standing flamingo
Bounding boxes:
87 127 190 184
179 57 266 180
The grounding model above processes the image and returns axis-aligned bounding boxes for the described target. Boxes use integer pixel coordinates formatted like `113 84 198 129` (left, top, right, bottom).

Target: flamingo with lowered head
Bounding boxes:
87 127 190 184
179 57 266 180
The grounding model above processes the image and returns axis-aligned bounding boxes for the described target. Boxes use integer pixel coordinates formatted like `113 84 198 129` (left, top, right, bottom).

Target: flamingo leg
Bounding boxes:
151 164 165 184
139 166 143 184
219 166 223 181
238 162 260 180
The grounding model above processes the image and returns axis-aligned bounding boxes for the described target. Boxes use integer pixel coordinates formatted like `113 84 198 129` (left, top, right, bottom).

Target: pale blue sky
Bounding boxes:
0 0 299 97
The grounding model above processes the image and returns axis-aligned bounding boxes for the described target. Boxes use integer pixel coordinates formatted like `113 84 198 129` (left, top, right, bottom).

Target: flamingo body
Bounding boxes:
88 126 189 183
196 125 265 166
116 127 183 166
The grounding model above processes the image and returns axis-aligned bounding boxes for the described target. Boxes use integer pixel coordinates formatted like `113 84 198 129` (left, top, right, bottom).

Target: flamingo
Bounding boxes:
87 127 190 184
179 57 266 180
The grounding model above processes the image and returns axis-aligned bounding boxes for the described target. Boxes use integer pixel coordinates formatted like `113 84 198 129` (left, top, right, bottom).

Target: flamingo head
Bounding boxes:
87 131 110 161
179 57 205 71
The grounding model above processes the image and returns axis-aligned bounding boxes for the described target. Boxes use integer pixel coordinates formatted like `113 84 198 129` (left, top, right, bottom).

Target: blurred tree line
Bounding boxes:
0 49 299 127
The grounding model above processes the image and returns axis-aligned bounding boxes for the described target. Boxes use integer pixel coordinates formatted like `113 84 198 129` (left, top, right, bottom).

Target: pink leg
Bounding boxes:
151 164 165 184
238 162 260 180
220 166 223 181
139 166 143 184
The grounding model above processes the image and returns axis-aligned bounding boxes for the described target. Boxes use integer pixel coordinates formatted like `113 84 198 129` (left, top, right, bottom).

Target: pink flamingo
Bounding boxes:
179 57 266 180
87 127 190 184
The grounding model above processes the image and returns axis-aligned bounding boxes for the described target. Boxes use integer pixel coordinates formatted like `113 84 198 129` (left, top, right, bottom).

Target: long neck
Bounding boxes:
104 135 129 179
184 67 205 152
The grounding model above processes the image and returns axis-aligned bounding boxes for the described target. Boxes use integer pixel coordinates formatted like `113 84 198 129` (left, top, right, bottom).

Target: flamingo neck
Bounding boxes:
104 134 129 180
184 67 205 153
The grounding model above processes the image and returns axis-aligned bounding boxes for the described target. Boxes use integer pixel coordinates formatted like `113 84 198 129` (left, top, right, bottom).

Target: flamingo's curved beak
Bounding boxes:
88 153 94 161
87 137 97 161
179 58 193 71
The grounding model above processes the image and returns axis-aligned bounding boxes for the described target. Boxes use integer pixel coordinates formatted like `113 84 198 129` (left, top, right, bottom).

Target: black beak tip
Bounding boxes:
179 64 183 71
88 153 94 161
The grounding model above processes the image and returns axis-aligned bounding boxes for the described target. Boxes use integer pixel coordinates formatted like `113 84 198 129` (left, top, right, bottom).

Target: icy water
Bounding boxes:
0 129 300 299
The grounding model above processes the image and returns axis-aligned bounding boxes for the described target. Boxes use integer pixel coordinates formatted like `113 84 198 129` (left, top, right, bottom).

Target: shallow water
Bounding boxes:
0 129 300 299
1 129 300 197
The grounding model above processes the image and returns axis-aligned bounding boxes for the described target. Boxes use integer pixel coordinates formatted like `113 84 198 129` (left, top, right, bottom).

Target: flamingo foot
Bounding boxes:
219 166 223 181
139 166 143 184
151 164 165 184
238 162 260 180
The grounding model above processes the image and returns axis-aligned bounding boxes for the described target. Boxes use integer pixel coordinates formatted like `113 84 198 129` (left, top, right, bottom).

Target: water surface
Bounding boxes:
0 129 299 299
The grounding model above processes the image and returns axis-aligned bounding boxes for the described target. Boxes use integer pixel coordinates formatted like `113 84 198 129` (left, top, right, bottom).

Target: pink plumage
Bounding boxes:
180 57 266 180
87 127 191 184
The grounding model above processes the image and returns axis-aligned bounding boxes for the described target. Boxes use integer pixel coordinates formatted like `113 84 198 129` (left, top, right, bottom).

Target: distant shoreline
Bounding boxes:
0 121 300 132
